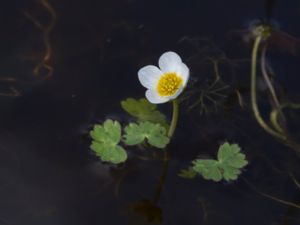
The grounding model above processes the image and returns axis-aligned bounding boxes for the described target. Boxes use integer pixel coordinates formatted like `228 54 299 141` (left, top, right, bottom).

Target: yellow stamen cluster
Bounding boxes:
157 72 183 96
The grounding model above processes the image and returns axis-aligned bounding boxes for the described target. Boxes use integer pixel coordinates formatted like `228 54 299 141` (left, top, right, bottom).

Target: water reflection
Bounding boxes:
23 0 56 79
0 0 300 225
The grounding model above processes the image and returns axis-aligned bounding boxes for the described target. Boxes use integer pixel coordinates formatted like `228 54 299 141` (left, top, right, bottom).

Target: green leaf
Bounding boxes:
123 123 145 145
124 122 170 149
146 124 170 148
192 159 222 182
190 142 248 182
221 165 241 181
217 143 248 168
90 141 127 164
121 98 168 127
178 167 197 179
90 119 121 145
89 119 127 164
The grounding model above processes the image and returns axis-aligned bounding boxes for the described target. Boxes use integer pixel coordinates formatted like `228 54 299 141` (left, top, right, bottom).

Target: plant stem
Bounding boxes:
260 45 281 111
168 99 179 138
260 45 287 133
243 178 300 209
250 36 286 140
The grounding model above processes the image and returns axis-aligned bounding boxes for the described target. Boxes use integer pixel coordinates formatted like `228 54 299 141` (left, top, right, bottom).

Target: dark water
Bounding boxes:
1 0 300 224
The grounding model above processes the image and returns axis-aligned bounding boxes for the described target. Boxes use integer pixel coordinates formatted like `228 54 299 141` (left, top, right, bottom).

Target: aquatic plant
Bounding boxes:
90 120 127 164
182 68 230 114
121 98 168 128
179 142 248 182
89 103 169 164
89 49 251 224
138 51 190 138
89 51 250 186
124 122 169 148
249 22 300 153
89 52 190 164
176 38 239 114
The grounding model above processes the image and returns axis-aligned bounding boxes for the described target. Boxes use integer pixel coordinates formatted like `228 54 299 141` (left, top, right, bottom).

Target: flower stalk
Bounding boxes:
167 99 179 138
250 35 286 140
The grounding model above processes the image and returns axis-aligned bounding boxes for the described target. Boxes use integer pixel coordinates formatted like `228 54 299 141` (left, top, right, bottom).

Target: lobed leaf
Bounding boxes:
217 143 248 169
90 141 127 164
90 119 121 145
190 142 248 182
192 159 222 182
121 98 168 127
123 123 145 145
90 119 127 164
221 165 241 181
124 122 169 149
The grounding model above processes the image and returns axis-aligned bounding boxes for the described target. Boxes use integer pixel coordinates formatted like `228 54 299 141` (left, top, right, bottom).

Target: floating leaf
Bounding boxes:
124 122 169 149
90 119 127 164
121 98 168 127
217 143 248 168
123 123 145 145
192 142 248 182
90 120 121 144
221 165 241 181
90 141 127 164
192 160 222 182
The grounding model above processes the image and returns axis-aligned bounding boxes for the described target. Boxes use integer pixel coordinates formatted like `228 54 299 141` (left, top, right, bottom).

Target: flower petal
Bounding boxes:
175 63 189 87
138 65 162 89
145 90 169 104
158 51 182 73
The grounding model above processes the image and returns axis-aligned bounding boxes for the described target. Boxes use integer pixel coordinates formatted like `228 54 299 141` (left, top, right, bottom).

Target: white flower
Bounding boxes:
138 51 190 104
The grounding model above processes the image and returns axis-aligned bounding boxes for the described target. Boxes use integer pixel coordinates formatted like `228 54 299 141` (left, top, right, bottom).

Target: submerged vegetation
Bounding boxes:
249 21 300 153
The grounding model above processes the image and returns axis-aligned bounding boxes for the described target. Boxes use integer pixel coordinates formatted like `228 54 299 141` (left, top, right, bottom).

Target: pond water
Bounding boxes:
1 0 300 224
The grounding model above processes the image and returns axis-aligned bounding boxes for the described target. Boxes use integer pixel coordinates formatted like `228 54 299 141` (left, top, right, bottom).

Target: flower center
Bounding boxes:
156 73 183 97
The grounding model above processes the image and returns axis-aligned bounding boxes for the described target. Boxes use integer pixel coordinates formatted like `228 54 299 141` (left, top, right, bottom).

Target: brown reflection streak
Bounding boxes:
0 87 20 97
24 0 56 79
0 78 21 97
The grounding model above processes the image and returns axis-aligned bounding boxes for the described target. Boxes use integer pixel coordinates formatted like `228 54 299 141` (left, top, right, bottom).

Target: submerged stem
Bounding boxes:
261 45 287 134
250 36 286 140
260 45 281 110
152 154 170 204
243 178 300 210
168 99 179 138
